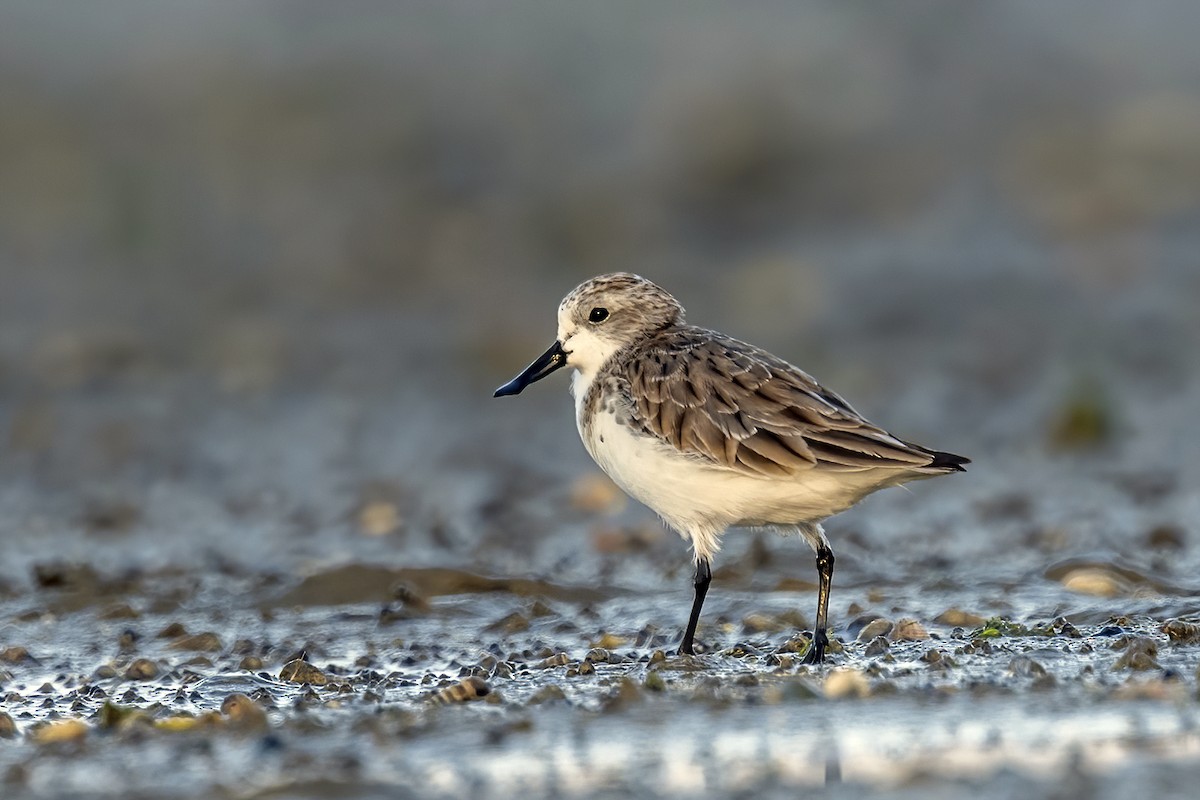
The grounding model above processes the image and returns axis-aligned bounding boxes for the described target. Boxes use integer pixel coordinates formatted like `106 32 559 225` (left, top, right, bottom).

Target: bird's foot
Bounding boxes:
799 630 829 665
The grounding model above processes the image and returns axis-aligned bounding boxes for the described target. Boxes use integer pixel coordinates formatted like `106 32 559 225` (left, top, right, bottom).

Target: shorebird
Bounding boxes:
495 273 967 662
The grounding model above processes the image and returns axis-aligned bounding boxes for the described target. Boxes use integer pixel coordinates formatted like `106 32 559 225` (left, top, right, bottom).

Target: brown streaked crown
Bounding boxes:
559 273 684 345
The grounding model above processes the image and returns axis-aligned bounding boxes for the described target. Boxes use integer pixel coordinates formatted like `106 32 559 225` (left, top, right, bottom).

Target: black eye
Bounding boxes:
588 307 609 323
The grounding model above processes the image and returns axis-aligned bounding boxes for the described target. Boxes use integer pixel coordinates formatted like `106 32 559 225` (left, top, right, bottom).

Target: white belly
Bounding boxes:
577 402 880 561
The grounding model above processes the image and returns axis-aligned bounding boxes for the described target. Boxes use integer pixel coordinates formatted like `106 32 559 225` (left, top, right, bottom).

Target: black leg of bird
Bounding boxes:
679 558 712 655
802 545 835 664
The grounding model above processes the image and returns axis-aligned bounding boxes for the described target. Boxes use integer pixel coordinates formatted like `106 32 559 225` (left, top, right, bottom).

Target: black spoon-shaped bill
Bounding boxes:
493 341 568 397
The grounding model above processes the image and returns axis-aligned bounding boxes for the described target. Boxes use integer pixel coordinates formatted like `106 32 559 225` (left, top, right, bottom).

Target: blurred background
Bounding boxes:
1 0 1198 586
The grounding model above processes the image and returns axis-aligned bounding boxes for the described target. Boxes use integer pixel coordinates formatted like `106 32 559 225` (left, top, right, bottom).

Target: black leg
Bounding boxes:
678 558 712 655
801 544 835 664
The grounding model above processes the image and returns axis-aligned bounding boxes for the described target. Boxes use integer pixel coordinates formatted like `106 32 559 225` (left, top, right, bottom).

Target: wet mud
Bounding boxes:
2 302 1199 799
3 513 1200 800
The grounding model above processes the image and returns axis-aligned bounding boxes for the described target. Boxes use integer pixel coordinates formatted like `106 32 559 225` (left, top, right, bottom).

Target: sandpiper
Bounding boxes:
495 273 967 662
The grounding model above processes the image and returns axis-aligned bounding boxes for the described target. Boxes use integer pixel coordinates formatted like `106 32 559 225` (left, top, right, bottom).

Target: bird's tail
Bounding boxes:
923 449 970 473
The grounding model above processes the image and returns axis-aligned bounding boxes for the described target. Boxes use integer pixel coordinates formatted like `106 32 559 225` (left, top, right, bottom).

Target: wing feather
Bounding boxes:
625 328 944 477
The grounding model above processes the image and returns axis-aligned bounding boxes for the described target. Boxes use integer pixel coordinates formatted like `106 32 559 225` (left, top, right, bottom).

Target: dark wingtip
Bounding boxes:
928 450 970 472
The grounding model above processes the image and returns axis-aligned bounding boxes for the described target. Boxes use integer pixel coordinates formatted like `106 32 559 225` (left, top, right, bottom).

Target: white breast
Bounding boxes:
571 370 881 561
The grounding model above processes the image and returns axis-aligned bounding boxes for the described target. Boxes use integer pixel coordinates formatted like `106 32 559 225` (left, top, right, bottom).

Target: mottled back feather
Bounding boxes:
616 327 960 478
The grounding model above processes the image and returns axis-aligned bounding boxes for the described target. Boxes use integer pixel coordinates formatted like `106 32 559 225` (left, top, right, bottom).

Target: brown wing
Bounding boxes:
626 328 939 477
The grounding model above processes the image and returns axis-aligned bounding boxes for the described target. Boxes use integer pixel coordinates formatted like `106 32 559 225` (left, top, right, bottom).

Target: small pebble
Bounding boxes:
458 664 488 679
864 636 890 657
99 701 144 729
780 677 822 701
357 500 402 536
279 659 329 685
98 603 139 620
723 642 763 658
934 609 986 627
527 685 567 705
824 669 870 700
221 693 268 729
1058 621 1083 638
231 639 257 655
1059 568 1130 598
584 648 610 664
1007 656 1048 678
528 600 556 618
768 653 794 670
1144 524 1186 550
429 676 490 704
776 634 810 655
1113 637 1160 671
156 714 218 733
180 657 213 671
742 613 781 634
1113 678 1185 701
569 473 626 514
169 632 223 652
123 659 158 681
856 619 893 642
32 720 88 745
591 633 626 650
534 653 570 669
485 612 530 635
1162 618 1200 643
0 647 33 665
891 619 930 641
156 622 187 639
602 677 642 711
